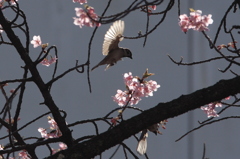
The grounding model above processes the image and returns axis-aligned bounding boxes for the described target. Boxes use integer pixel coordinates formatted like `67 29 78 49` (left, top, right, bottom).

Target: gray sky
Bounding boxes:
0 0 240 158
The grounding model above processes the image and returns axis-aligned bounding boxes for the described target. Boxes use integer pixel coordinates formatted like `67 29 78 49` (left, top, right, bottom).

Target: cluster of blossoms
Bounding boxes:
0 117 67 158
38 116 62 139
0 145 30 159
178 9 213 33
113 69 160 106
38 116 67 154
72 0 100 28
201 97 230 118
30 35 57 67
0 0 18 7
73 6 100 28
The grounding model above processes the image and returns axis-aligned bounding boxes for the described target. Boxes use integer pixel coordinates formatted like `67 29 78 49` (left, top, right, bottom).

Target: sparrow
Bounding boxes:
91 20 132 71
136 123 162 155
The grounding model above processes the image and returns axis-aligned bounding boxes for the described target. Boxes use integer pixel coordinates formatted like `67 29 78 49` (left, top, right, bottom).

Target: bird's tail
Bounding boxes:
91 65 99 71
137 129 148 155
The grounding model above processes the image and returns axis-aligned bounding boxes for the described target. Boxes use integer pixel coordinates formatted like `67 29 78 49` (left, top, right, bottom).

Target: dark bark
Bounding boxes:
46 76 240 159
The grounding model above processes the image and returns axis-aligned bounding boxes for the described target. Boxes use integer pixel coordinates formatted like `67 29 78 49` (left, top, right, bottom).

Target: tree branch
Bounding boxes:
46 75 240 159
0 8 73 147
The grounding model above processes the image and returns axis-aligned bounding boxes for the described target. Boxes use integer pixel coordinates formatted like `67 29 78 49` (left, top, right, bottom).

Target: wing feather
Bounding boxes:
102 20 125 55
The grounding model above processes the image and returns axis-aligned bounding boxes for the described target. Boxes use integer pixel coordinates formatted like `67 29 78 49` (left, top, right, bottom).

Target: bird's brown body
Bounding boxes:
91 20 132 71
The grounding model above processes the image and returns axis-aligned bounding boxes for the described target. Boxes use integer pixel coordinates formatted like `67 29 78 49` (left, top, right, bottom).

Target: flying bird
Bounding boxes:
91 20 132 71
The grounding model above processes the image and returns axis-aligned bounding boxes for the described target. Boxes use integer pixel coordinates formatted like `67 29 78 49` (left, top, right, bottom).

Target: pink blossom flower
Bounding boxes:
127 78 140 91
40 56 57 67
225 96 230 100
48 117 62 138
111 117 119 126
201 97 230 118
51 148 58 155
144 80 160 97
73 7 101 28
134 84 145 97
0 25 3 33
147 5 157 14
179 9 213 32
130 96 141 105
5 0 18 5
51 143 67 154
124 72 133 85
113 71 160 106
178 14 190 33
201 103 219 118
31 35 42 48
38 117 62 139
38 128 48 139
113 90 129 106
73 0 87 5
149 5 156 10
48 117 58 130
59 143 67 150
0 0 3 8
18 150 30 159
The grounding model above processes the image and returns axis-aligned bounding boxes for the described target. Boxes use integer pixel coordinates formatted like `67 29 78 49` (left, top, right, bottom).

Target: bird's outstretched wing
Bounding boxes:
102 20 125 55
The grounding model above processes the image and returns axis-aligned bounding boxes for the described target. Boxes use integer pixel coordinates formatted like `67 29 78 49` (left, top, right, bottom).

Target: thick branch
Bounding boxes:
47 76 240 159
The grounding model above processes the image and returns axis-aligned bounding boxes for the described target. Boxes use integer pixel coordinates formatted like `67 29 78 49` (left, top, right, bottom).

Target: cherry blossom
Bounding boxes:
201 102 220 118
113 90 129 106
113 70 160 106
38 116 62 139
147 5 157 14
179 9 213 33
48 116 58 130
40 56 57 67
5 0 18 5
47 116 62 138
149 5 156 10
111 117 120 126
201 97 230 118
73 6 101 28
0 25 3 33
52 143 67 154
73 0 87 5
38 128 48 139
31 36 57 67
18 150 30 159
31 35 42 48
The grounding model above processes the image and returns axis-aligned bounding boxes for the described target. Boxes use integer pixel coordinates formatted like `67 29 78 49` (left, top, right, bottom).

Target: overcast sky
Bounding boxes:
0 0 240 158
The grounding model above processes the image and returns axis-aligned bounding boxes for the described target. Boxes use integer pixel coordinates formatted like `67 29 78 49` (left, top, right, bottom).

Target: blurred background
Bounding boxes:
0 0 240 158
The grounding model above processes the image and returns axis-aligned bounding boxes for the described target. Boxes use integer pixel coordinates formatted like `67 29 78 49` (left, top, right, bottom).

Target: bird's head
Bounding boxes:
123 48 133 59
